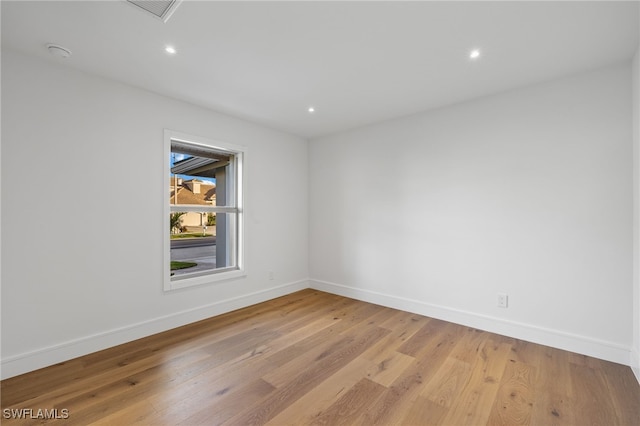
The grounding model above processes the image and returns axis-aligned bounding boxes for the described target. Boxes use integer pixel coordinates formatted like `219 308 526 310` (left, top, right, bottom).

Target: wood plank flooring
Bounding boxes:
2 289 639 425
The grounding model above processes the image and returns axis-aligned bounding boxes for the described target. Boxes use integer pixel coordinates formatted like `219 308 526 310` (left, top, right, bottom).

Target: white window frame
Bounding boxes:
163 130 246 291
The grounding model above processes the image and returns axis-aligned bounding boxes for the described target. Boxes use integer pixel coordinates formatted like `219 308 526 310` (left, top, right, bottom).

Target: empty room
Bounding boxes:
1 1 639 425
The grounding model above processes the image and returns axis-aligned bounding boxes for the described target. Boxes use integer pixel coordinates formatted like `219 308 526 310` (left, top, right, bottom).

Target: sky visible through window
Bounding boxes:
170 152 216 186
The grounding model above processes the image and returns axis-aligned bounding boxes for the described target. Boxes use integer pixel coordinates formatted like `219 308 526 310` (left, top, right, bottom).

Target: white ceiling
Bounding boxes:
2 1 639 139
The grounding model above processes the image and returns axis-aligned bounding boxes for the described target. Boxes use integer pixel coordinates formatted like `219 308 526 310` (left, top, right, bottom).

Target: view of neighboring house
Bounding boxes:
169 176 216 228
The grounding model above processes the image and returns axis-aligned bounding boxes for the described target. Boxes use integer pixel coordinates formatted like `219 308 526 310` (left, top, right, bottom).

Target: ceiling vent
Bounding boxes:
126 0 182 23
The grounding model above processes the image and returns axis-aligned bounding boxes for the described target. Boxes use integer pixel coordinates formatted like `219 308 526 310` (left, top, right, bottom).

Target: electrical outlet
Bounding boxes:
268 271 275 281
497 293 508 308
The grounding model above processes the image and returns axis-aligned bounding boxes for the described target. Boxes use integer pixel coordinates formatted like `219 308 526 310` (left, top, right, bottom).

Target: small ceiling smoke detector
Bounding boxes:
469 49 481 60
127 0 182 23
46 44 72 59
308 106 315 113
165 45 177 55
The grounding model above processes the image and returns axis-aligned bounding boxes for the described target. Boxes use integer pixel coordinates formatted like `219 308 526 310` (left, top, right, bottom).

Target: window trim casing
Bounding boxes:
163 129 246 291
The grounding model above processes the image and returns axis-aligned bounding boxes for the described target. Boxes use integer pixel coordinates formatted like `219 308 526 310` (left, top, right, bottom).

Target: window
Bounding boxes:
164 130 245 290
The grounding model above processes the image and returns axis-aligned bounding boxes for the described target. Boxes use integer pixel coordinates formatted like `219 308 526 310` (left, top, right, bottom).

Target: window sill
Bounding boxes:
164 268 246 291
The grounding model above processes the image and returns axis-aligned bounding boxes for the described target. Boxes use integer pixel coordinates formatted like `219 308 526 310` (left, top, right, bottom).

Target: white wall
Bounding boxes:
310 64 633 364
1 50 309 378
633 45 640 381
2 47 636 379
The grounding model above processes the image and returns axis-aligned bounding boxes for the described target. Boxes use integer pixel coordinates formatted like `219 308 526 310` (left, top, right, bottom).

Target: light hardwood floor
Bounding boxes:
2 289 639 425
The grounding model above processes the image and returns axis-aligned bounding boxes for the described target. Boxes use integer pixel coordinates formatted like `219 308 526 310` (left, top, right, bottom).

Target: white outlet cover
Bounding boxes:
498 293 508 308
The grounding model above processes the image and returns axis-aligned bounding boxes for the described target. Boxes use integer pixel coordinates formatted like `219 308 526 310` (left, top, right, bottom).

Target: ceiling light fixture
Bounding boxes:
469 49 481 60
308 106 315 113
165 46 177 55
46 43 72 59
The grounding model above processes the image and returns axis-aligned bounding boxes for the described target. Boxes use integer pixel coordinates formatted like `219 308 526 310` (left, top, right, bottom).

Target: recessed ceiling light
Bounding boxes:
308 106 315 113
165 46 177 55
469 49 481 60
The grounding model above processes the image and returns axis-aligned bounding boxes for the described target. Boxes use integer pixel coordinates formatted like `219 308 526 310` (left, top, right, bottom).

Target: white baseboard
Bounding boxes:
309 279 632 367
3 278 635 382
1 279 308 380
632 348 640 385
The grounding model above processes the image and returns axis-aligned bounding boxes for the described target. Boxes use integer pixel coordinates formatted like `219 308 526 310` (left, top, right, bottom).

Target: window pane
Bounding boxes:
169 144 234 207
170 212 237 279
169 173 217 207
